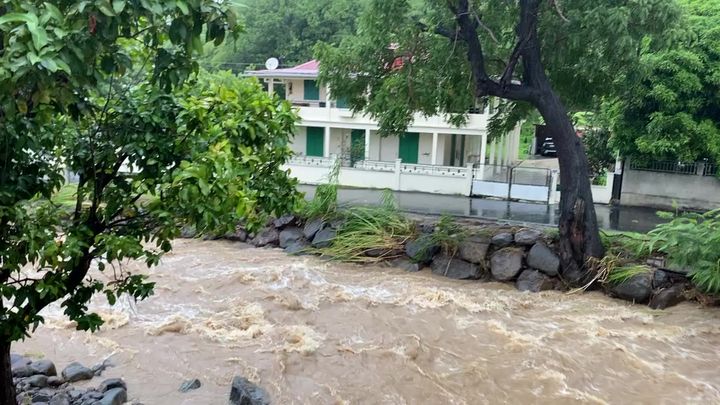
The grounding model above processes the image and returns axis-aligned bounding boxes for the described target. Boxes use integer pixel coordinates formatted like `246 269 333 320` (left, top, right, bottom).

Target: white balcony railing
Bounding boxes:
400 163 468 177
353 160 396 172
287 156 334 167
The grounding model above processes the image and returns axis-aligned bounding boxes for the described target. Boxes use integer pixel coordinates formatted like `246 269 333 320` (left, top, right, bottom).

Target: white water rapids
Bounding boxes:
15 239 720 404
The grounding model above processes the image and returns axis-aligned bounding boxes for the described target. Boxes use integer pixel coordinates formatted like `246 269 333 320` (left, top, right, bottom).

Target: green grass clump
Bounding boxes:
423 215 468 255
600 230 651 260
318 190 414 262
52 184 78 208
606 265 652 285
300 160 340 220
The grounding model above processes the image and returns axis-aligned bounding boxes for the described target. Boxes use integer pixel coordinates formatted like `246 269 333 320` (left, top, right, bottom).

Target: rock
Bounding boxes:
490 248 524 281
225 225 248 242
329 218 346 230
526 243 560 277
24 374 48 388
279 227 304 248
311 227 336 248
490 232 514 247
229 376 271 405
61 362 94 383
649 284 686 309
92 359 113 376
516 269 555 292
417 222 436 234
652 269 673 289
31 389 54 403
430 254 482 279
99 378 127 393
272 214 296 229
389 258 422 272
12 363 34 378
608 273 653 304
302 218 325 240
284 240 310 255
29 360 57 377
67 389 84 400
179 225 197 238
49 392 70 405
98 388 127 405
179 378 202 393
405 237 438 264
46 377 64 387
251 228 279 247
514 228 543 246
458 237 490 264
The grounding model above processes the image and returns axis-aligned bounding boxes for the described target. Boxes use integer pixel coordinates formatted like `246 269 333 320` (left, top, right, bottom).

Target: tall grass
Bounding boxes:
301 160 339 220
418 215 468 256
318 190 415 262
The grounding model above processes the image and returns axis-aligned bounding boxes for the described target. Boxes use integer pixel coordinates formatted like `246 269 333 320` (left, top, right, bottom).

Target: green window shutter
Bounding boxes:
350 129 365 162
336 97 349 108
398 132 419 164
306 127 324 157
304 80 319 101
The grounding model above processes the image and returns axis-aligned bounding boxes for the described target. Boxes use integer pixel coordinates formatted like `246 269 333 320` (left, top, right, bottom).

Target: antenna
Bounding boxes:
264 57 279 70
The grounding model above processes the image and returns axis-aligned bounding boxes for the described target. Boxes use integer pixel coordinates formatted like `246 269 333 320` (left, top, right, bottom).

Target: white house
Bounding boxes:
246 60 538 198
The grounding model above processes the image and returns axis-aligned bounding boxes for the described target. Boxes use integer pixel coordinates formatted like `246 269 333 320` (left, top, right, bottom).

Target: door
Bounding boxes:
350 129 365 163
398 132 419 164
306 127 324 157
304 80 319 101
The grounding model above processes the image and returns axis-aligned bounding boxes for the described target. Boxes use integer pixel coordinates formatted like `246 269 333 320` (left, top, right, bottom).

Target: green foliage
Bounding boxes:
606 265 652 285
600 230 651 261
641 209 720 294
206 0 367 68
582 128 615 181
0 1 300 347
301 161 340 220
607 0 720 163
318 191 414 262
424 215 467 255
316 0 681 136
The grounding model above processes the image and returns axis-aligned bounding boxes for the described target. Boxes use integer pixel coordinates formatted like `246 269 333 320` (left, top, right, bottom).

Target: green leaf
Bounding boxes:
176 0 189 15
112 0 126 14
0 13 36 26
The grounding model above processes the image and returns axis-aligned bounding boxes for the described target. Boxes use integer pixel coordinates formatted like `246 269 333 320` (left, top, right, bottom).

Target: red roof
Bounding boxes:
246 60 320 78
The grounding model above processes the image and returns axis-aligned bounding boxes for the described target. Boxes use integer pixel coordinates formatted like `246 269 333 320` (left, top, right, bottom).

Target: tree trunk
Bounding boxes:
536 90 605 285
0 340 16 405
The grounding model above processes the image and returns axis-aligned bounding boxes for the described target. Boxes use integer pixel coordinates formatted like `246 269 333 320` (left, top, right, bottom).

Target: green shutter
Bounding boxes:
350 129 365 162
336 97 349 108
304 80 319 101
306 127 324 157
398 132 419 164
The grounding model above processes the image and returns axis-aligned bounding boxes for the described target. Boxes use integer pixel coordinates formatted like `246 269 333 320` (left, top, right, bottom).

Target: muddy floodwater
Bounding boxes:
16 239 720 404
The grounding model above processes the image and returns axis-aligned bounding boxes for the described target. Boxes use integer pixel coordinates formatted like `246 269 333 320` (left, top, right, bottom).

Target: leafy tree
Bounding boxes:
582 128 615 184
607 0 720 164
206 0 367 69
317 0 681 283
0 1 298 400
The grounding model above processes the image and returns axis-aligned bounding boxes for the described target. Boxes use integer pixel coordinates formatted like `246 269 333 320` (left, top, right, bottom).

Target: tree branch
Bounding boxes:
549 0 569 22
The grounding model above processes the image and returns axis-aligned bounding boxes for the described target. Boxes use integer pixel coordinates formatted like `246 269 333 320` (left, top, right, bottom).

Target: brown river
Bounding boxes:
15 239 720 404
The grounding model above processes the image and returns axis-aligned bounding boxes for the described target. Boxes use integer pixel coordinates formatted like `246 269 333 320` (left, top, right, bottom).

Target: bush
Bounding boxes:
642 209 720 294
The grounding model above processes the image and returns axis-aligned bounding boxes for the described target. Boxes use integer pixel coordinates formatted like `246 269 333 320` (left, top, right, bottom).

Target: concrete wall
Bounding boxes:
379 135 399 161
290 126 307 155
621 168 720 210
285 79 328 102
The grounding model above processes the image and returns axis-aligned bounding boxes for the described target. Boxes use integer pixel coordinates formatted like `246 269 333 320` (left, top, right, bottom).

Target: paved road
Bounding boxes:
299 185 667 233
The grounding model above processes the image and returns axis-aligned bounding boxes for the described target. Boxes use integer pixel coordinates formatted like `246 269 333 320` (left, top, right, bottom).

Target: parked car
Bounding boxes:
540 137 557 156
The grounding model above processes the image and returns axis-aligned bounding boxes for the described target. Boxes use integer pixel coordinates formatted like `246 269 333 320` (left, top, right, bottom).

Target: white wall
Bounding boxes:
418 133 433 164
442 134 453 165
290 126 307 155
400 173 469 195
369 131 381 160
622 168 720 210
329 127 350 157
285 79 327 102
379 135 399 161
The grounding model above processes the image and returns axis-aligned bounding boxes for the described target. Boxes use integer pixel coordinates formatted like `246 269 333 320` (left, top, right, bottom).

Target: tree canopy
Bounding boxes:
0 1 299 399
607 0 720 164
206 0 367 69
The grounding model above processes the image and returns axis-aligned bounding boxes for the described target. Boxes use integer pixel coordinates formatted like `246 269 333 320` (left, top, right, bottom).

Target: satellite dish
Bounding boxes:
265 57 279 70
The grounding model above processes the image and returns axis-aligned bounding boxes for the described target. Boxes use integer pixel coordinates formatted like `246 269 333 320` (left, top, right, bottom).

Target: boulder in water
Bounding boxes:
303 218 325 240
405 237 438 264
272 214 296 229
29 359 57 376
458 236 490 264
431 254 482 279
24 374 49 388
61 362 94 383
229 376 271 405
179 378 202 393
99 378 127 393
526 243 560 277
649 284 686 309
225 225 248 242
490 248 524 281
516 269 555 292
285 240 310 255
98 387 127 405
311 227 336 248
251 228 279 247
608 272 653 304
389 257 422 272
279 227 304 248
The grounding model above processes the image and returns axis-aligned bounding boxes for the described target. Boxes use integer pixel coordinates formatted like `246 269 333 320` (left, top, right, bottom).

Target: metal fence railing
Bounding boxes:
704 163 718 177
511 167 551 187
629 160 698 175
287 156 334 167
353 160 396 172
473 165 510 183
400 163 467 177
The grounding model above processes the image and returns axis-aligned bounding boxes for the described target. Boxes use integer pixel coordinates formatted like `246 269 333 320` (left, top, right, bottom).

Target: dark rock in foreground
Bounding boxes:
99 378 127 393
390 257 422 272
179 378 202 393
251 228 280 247
490 232 513 247
311 227 336 248
458 236 490 264
516 269 555 292
431 254 482 279
284 240 310 255
229 376 271 405
29 359 57 377
608 273 653 304
405 237 438 264
302 218 325 240
490 248 524 281
527 243 560 277
649 284 686 309
272 214 296 229
61 362 94 383
98 387 128 405
514 228 543 246
279 227 304 248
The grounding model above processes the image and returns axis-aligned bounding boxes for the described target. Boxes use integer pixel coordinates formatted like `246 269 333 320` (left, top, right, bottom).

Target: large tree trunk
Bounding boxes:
536 90 605 284
0 340 16 405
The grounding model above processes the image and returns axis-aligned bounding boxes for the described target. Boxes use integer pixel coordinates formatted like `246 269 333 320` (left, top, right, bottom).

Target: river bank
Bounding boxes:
14 238 720 404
